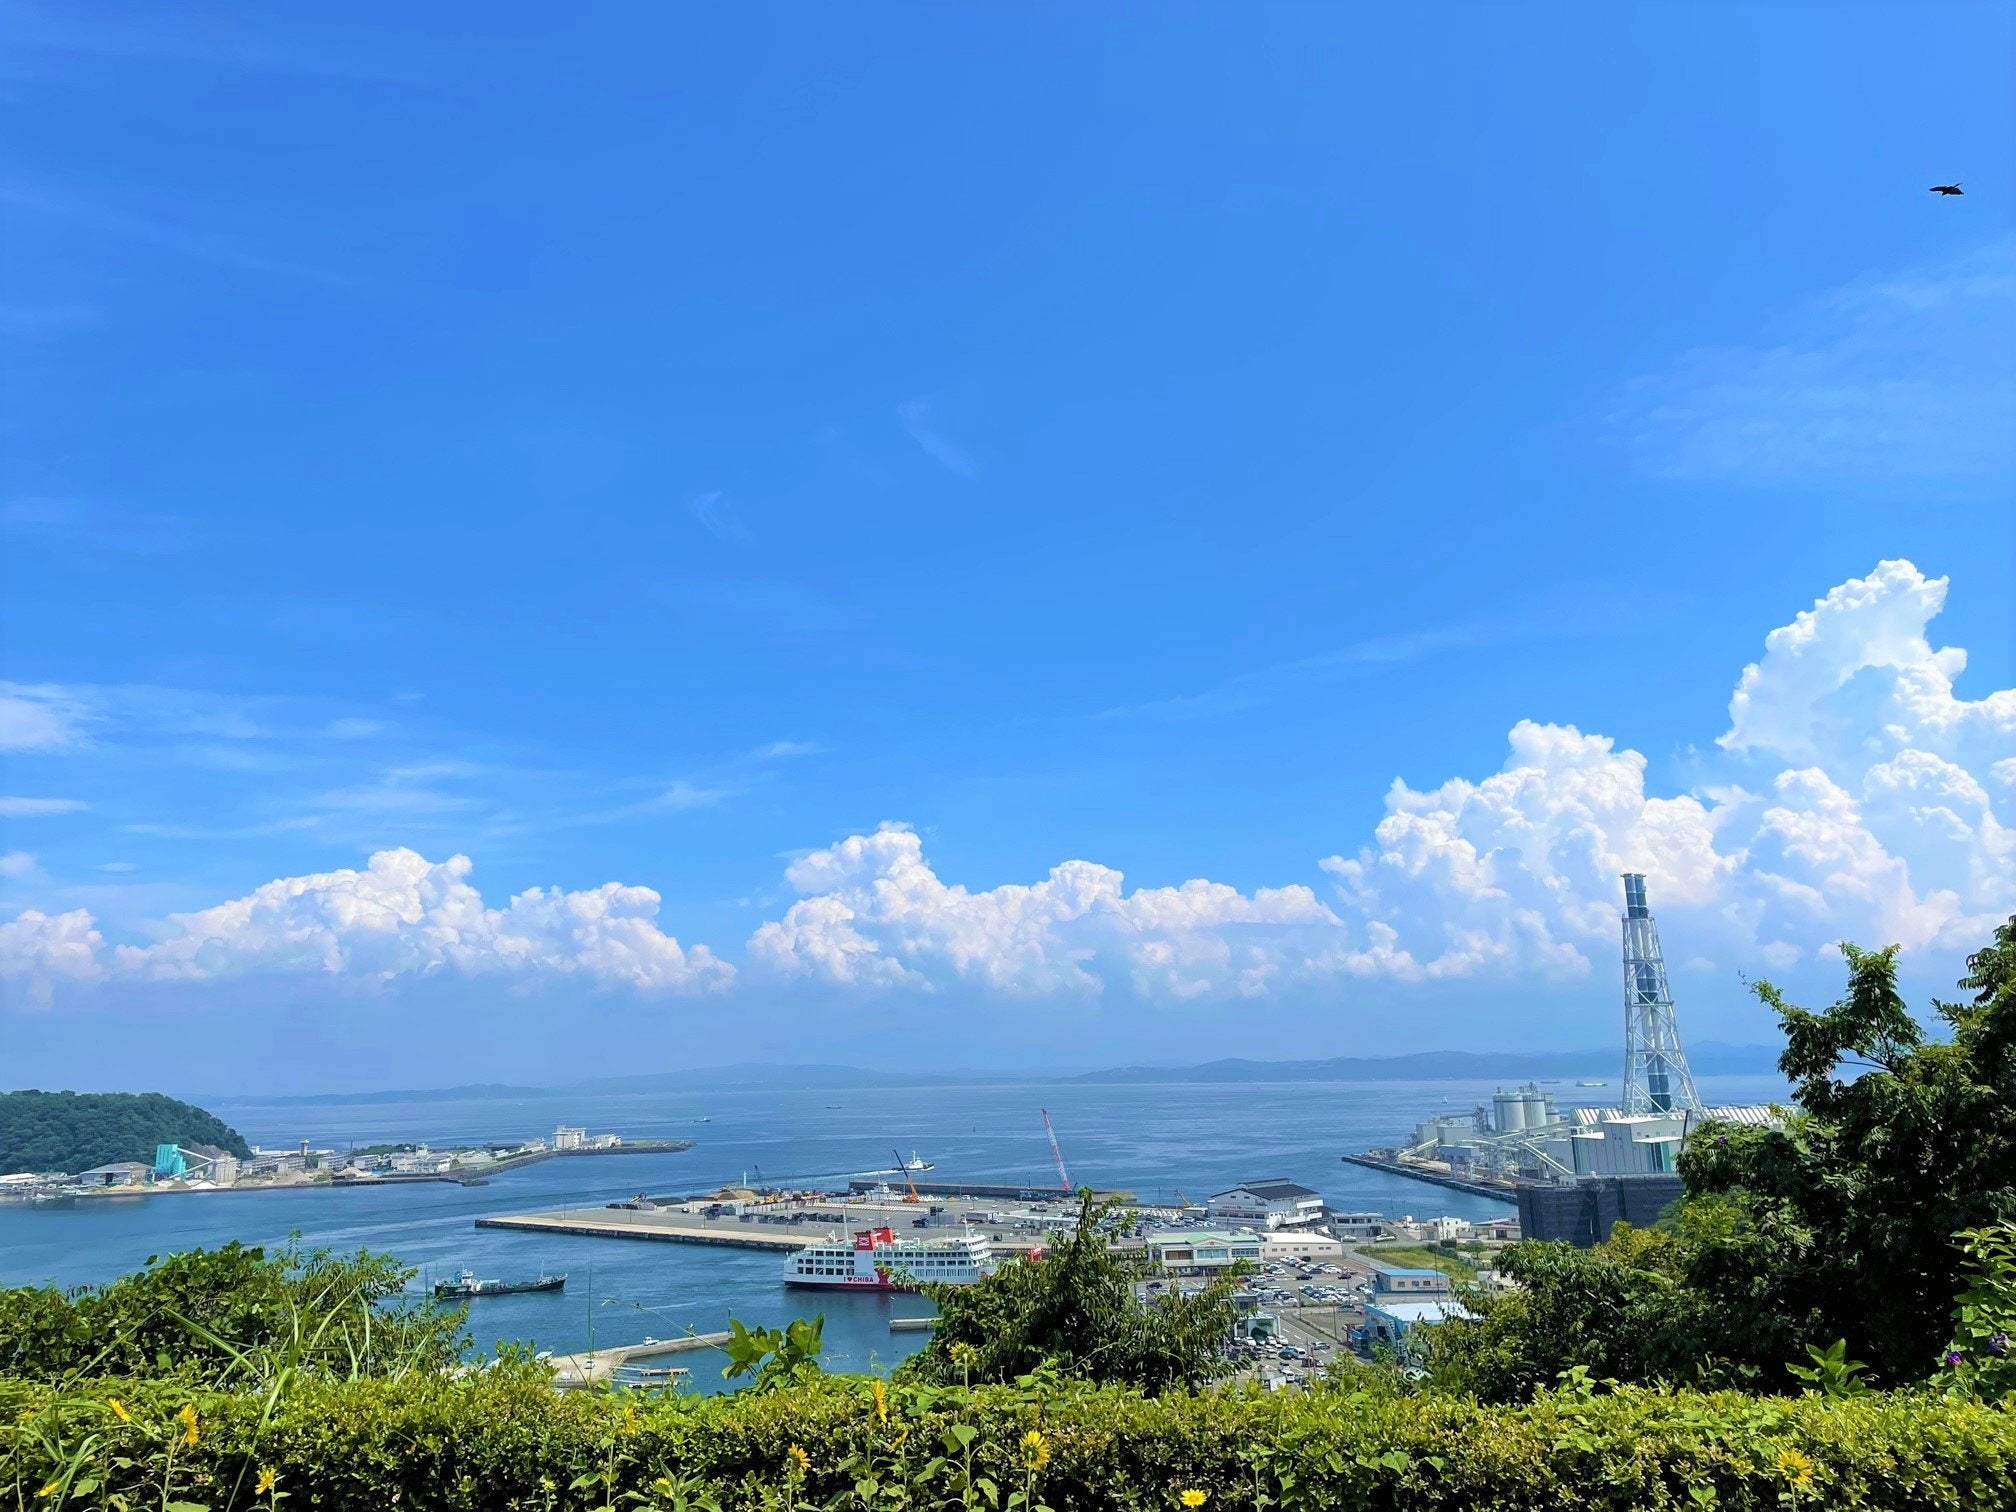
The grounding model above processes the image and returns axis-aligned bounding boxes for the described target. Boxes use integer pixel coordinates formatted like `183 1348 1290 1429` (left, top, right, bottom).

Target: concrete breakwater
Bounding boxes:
478 1208 808 1249
1339 1151 1518 1204
478 1190 1085 1256
549 1330 733 1388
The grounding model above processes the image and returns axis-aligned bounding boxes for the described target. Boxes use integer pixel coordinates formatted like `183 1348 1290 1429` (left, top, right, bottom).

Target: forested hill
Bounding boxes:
0 1090 253 1175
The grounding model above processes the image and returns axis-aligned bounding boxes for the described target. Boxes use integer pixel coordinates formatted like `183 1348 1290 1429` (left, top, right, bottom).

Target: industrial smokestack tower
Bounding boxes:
1619 873 1701 1114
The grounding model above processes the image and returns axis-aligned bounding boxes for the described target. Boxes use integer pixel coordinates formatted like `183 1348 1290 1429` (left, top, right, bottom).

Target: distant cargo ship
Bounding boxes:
785 1227 993 1291
1576 1080 1607 1087
433 1269 566 1300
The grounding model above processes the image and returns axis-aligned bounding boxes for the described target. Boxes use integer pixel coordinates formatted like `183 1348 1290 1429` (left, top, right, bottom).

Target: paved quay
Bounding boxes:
548 1330 732 1388
478 1189 1105 1253
478 1207 810 1248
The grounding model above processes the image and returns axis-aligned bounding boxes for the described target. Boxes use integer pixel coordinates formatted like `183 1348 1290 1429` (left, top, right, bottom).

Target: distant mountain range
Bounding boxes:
224 1044 1783 1103
1069 1043 1781 1083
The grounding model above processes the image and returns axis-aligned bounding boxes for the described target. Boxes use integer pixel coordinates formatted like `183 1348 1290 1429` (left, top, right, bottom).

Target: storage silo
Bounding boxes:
1523 1089 1550 1129
1493 1089 1527 1134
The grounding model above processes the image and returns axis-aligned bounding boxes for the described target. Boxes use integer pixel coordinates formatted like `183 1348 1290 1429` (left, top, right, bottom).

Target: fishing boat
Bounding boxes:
432 1269 566 1299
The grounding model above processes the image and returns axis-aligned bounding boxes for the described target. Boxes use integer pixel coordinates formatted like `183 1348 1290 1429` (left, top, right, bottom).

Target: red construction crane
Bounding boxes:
892 1148 920 1202
1040 1108 1073 1193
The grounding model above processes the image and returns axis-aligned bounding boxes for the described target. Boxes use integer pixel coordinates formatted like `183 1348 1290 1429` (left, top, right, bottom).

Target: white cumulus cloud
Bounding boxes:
750 558 2012 999
2 848 731 999
3 559 2009 1013
749 823 1338 999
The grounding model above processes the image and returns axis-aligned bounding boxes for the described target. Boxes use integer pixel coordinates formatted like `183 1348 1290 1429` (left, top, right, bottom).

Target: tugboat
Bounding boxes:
432 1268 566 1300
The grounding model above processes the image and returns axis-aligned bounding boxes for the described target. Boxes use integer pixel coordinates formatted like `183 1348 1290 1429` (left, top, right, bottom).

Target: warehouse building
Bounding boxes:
1205 1178 1324 1229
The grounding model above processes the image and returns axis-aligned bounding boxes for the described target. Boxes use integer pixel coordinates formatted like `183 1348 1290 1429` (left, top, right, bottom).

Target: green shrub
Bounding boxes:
3 1367 2010 1510
0 1242 465 1384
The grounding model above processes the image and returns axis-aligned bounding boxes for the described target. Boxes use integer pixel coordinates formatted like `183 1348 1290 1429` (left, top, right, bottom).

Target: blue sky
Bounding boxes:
2 3 2012 1092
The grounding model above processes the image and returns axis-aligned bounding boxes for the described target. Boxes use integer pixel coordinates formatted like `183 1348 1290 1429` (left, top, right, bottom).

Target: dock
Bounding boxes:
548 1330 731 1388
1340 1151 1517 1204
845 1178 1134 1202
479 1189 1088 1255
478 1208 808 1249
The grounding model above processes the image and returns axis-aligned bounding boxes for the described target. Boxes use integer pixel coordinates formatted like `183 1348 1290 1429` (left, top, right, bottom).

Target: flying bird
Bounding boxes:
1930 183 1964 196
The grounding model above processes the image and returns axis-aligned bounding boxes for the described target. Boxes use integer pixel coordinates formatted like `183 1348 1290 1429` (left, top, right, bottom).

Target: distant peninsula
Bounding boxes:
0 1090 252 1176
217 1044 1784 1102
1066 1043 1782 1084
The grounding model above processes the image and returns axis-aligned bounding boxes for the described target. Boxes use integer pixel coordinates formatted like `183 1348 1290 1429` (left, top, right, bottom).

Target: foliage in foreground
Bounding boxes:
900 1191 1241 1395
1430 915 2016 1398
5 1364 2014 1511
0 1089 251 1176
0 1242 466 1385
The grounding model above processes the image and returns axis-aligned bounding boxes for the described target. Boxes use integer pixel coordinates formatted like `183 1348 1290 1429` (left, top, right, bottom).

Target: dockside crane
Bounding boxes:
1040 1108 1073 1193
892 1148 920 1202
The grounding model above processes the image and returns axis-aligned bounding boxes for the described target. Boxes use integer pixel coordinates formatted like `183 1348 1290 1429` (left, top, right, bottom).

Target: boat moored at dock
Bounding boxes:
785 1226 994 1291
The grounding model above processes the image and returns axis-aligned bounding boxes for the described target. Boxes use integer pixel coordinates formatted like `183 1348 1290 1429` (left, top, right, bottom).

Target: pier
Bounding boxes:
1339 1151 1517 1204
478 1208 808 1249
548 1330 732 1388
478 1189 1091 1255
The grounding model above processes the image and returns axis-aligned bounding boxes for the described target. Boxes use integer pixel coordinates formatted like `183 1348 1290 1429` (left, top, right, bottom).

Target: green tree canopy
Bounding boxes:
0 1090 251 1175
899 1190 1241 1395
1431 914 2016 1397
1681 916 2016 1382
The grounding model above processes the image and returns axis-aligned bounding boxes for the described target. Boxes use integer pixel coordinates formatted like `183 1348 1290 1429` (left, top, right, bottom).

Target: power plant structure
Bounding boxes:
1620 873 1700 1114
1381 874 1775 1210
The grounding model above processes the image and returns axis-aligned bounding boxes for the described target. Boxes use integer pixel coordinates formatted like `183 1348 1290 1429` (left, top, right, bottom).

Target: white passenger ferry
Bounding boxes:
784 1225 995 1291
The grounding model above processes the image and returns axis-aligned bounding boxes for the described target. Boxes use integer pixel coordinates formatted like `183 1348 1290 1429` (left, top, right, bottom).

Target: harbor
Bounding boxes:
8 1074 1783 1384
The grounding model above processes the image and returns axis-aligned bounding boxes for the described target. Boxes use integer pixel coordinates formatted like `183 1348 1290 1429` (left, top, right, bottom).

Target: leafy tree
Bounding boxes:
720 1314 825 1391
0 1090 252 1175
0 1242 465 1384
900 1190 1240 1394
1424 1224 1711 1400
1681 916 2016 1383
1429 916 2016 1396
1934 1220 2016 1402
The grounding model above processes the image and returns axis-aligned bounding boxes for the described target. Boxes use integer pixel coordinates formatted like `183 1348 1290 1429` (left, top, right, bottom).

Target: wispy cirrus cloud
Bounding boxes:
897 399 976 478
0 797 87 817
0 303 94 335
1612 240 2016 486
1099 595 1625 722
0 684 91 752
688 491 755 544
658 579 865 640
0 173 391 285
1 497 184 555
1101 624 1504 721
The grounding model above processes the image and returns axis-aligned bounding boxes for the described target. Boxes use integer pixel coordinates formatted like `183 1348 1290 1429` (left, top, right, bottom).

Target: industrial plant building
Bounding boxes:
1372 875 1779 1246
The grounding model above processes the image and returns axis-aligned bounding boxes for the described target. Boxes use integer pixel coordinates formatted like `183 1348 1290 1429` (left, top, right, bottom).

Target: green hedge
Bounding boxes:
4 1368 2012 1510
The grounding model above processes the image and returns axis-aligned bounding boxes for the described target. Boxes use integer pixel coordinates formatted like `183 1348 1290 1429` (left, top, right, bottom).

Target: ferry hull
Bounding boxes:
784 1276 914 1293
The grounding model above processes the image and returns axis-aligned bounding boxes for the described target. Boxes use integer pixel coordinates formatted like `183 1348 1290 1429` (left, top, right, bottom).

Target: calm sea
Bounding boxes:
0 1075 1785 1390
